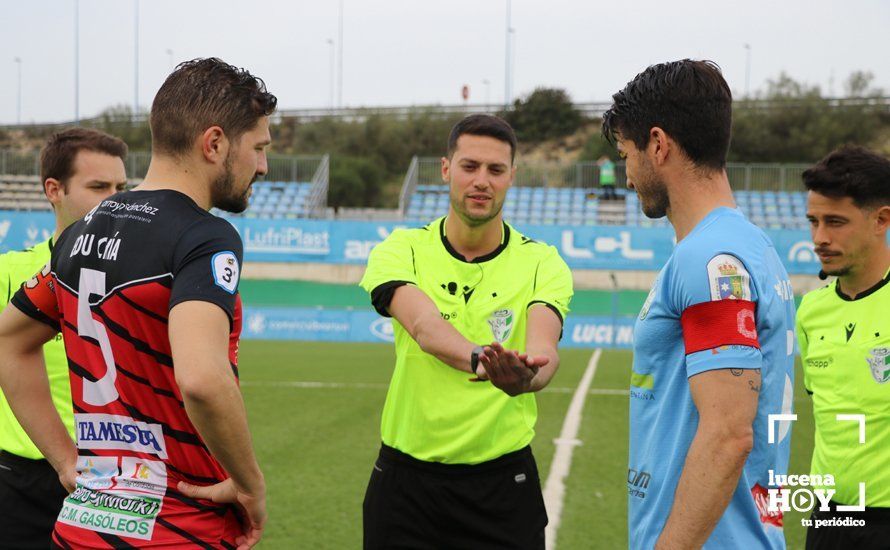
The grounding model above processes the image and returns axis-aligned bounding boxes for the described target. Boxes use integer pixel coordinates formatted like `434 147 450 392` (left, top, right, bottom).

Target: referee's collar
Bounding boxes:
835 266 890 301
439 217 510 263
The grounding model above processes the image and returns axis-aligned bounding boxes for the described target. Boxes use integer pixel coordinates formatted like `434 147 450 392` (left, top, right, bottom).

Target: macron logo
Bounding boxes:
76 414 167 459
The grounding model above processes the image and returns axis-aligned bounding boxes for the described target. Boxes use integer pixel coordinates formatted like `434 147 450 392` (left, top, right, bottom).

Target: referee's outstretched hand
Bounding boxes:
178 478 266 550
474 342 549 396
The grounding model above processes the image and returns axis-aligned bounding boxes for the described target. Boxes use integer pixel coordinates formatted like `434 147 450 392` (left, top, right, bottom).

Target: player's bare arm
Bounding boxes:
169 301 266 550
387 284 479 374
655 367 760 550
0 305 77 491
476 305 561 395
525 303 562 392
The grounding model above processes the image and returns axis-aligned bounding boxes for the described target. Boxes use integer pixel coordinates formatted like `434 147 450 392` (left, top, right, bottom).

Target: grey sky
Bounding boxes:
1 0 888 126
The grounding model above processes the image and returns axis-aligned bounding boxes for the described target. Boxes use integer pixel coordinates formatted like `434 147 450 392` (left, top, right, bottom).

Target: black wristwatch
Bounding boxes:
470 346 484 375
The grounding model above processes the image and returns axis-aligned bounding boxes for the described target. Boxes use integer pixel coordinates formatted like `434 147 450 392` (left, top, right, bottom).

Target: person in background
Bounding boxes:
0 127 128 549
598 155 617 200
797 145 890 550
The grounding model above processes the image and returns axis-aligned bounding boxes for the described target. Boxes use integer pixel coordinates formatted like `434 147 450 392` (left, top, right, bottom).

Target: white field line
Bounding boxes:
542 348 602 550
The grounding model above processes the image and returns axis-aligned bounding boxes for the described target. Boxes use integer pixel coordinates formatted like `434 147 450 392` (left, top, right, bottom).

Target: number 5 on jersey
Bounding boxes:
78 268 119 406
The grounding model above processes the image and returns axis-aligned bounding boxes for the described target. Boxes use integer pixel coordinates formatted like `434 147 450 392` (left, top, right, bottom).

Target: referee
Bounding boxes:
359 114 573 549
0 128 127 549
797 146 890 549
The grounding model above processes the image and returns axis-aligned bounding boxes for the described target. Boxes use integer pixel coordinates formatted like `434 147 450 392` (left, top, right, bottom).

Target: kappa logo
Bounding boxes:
84 204 99 223
487 309 514 342
867 348 890 384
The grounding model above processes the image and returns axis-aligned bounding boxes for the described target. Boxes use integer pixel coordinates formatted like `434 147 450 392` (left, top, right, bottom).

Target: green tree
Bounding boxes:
501 88 584 142
328 155 386 209
729 72 888 162
580 127 616 161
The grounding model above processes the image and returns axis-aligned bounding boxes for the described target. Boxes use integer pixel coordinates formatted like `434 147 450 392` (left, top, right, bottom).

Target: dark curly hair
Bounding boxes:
150 57 278 156
802 146 890 208
602 59 732 171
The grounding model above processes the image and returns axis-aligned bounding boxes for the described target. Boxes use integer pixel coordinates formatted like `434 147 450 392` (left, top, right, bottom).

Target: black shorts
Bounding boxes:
806 500 890 550
363 444 547 550
0 450 68 550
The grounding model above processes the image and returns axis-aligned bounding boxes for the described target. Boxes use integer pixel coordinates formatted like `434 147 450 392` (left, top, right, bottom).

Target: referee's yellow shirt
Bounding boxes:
361 217 573 465
0 239 74 460
797 269 890 507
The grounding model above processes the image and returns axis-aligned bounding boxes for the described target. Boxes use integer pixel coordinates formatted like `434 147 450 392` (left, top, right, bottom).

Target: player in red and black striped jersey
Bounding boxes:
14 189 247 547
0 58 277 549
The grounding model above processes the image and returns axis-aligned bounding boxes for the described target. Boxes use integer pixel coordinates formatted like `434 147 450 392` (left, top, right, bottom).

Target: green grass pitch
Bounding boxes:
240 341 814 549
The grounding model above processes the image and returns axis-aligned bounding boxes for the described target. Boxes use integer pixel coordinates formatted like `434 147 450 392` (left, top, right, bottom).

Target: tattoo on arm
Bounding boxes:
728 368 759 391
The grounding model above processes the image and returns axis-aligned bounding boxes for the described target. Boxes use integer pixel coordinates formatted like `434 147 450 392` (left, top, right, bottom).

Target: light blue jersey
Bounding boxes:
629 207 795 549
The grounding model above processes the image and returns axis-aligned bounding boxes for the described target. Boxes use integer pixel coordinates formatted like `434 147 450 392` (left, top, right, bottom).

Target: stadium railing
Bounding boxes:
305 154 330 216
398 157 813 230
0 149 327 183
399 156 812 195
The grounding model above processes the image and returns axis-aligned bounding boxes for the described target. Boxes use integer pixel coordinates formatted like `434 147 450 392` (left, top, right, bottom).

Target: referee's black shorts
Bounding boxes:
0 450 68 549
806 500 890 550
363 443 547 549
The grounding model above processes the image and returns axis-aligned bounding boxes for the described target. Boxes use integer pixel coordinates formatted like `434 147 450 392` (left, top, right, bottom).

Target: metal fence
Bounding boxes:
410 157 812 193
0 149 327 184
3 96 888 129
304 154 330 215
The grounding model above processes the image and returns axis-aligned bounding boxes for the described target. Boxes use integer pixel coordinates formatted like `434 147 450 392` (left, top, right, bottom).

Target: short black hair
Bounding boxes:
150 57 277 157
802 146 890 208
602 59 732 171
447 114 518 162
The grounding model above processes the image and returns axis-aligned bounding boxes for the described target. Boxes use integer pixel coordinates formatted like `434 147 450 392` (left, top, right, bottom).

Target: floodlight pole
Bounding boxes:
504 0 511 107
74 0 80 123
134 0 140 119
338 0 344 108
14 57 22 124
744 43 751 98
483 78 490 106
327 39 335 109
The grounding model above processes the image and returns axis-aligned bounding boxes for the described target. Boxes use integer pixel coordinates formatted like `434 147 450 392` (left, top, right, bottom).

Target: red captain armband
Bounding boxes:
680 299 759 355
22 262 60 318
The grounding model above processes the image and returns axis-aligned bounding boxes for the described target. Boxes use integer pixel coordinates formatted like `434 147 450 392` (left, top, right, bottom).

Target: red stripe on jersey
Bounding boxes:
119 282 172 321
54 279 235 512
229 295 242 367
680 299 759 355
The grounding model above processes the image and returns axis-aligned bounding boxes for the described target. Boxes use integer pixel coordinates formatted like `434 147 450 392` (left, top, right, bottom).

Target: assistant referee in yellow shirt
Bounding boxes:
797 146 890 549
0 129 126 549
